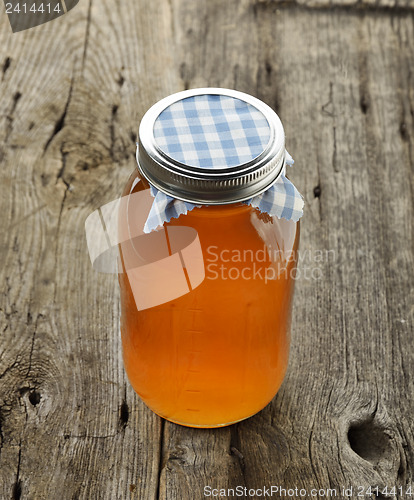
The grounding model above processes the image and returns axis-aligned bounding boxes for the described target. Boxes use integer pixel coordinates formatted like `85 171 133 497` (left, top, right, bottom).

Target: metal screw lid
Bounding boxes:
137 88 286 204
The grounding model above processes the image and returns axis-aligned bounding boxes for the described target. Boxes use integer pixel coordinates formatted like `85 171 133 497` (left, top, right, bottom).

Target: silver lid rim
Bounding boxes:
137 88 286 205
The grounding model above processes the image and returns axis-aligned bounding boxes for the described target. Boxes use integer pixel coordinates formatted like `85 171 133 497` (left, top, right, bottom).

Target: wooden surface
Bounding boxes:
0 0 413 499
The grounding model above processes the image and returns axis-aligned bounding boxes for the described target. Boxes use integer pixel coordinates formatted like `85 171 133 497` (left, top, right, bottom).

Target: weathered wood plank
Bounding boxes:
0 0 413 499
254 0 414 11
0 0 180 498
153 1 414 498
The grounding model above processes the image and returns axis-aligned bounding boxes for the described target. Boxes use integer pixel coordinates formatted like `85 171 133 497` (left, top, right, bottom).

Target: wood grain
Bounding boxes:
0 0 413 499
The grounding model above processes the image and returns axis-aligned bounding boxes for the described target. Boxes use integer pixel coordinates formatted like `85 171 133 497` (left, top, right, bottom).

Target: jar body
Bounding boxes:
118 170 299 428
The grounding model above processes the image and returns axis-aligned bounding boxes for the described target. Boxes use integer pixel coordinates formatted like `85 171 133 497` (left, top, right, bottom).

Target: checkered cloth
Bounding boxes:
143 151 304 233
153 94 271 169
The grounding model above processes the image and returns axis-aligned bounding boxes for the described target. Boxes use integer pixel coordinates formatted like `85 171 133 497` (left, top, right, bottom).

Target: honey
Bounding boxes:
118 172 299 427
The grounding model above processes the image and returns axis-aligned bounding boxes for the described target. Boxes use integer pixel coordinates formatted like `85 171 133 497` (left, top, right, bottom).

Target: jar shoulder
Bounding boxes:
120 169 299 256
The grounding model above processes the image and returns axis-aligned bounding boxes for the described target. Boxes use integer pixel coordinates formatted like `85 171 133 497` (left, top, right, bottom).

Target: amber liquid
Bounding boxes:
118 174 299 427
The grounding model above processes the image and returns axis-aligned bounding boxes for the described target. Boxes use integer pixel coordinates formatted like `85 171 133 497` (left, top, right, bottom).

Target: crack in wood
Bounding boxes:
109 104 119 162
24 313 44 380
63 434 118 439
116 71 125 88
322 82 335 117
253 0 414 15
332 125 338 173
56 143 69 186
130 131 137 144
43 71 75 155
0 408 4 459
81 0 93 72
179 62 191 91
5 92 22 143
0 359 20 381
155 418 165 500
12 440 22 500
358 51 370 115
118 386 129 430
25 331 36 380
265 60 273 87
399 121 409 141
2 57 11 81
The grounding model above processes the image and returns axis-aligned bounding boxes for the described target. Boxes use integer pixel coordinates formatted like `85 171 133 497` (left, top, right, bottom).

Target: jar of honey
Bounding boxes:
117 88 303 428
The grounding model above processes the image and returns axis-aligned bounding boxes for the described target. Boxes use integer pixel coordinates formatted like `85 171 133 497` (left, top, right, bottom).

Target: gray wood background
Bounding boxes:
0 0 413 499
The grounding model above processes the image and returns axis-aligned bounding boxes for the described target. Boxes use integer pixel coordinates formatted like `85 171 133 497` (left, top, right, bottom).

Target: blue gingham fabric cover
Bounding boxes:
143 94 304 233
153 94 271 169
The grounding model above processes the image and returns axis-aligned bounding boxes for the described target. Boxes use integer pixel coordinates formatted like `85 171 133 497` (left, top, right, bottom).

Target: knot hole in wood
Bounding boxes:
348 417 392 466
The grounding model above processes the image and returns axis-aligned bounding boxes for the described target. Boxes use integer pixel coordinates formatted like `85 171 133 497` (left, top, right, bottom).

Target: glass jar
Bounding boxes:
117 88 301 428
